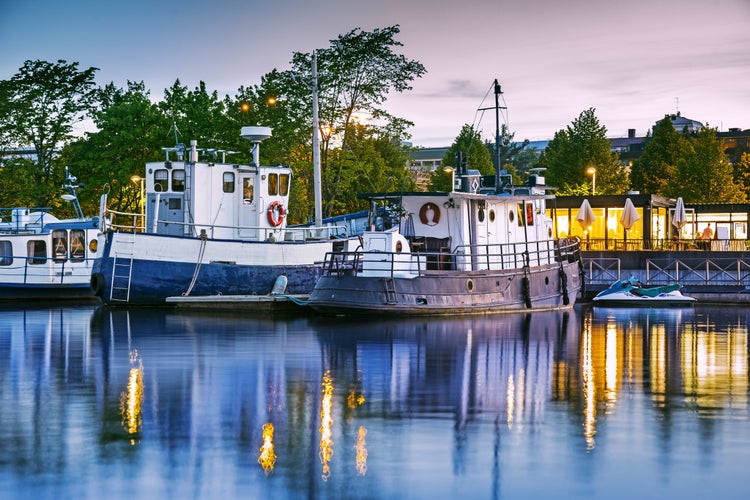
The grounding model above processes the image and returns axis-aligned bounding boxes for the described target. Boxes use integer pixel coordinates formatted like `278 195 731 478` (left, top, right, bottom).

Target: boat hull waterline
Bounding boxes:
310 262 582 316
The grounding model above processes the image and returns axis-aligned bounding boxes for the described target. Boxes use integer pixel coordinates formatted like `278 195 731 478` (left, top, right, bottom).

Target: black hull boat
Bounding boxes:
308 163 583 316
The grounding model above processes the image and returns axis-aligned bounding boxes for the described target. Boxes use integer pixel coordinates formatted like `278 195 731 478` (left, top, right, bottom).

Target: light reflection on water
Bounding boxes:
0 304 748 499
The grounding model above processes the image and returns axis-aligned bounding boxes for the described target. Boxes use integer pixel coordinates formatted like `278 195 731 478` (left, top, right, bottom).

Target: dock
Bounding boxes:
166 294 309 312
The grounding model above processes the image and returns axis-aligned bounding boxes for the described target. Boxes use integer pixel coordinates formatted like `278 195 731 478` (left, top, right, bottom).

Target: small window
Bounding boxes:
223 172 235 193
70 230 85 261
27 240 47 265
279 173 290 196
0 241 12 266
154 169 168 192
172 170 185 192
243 177 254 204
168 198 182 210
52 230 68 261
268 173 279 196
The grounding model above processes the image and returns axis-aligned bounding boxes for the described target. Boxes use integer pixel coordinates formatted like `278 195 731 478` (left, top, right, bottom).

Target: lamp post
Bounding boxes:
586 167 596 195
443 166 455 192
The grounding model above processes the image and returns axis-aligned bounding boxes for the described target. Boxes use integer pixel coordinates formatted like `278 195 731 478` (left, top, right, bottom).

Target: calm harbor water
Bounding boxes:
0 303 748 499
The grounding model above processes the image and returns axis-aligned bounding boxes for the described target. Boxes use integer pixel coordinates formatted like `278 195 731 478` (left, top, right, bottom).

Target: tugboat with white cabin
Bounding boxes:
307 160 583 315
91 127 361 305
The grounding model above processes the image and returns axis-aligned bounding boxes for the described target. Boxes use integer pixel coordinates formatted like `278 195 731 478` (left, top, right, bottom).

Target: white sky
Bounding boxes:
2 0 749 147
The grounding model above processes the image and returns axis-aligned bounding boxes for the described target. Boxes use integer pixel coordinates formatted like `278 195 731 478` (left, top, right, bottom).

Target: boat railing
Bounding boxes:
0 207 55 233
103 208 350 240
321 237 580 278
580 237 750 252
0 254 98 284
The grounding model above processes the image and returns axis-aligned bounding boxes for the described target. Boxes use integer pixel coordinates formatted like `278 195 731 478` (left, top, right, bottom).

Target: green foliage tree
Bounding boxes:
630 116 684 195
734 152 750 200
60 81 167 215
0 59 98 207
269 25 426 217
673 127 745 203
429 125 493 191
539 108 628 195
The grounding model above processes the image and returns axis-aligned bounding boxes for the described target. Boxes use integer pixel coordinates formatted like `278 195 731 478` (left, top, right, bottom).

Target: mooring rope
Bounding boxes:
183 233 208 296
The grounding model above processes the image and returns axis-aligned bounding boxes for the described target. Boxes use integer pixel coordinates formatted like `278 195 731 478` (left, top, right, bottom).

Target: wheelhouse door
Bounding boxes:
238 172 259 239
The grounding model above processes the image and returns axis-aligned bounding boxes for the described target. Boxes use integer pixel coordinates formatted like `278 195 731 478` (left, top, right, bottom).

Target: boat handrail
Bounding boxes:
105 213 350 241
321 237 580 278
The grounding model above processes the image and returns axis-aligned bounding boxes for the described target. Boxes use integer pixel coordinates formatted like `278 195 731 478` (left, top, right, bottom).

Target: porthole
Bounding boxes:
396 240 403 253
489 209 496 222
478 208 485 222
545 276 549 285
548 227 553 238
466 279 474 292
509 210 515 223
89 239 98 253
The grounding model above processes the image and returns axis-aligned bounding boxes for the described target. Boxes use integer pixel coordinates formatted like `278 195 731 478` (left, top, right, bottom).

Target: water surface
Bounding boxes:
0 304 747 499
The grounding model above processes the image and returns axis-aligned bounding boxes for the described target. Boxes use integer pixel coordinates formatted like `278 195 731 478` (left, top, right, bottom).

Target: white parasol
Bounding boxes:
672 197 687 233
576 199 596 229
620 198 640 245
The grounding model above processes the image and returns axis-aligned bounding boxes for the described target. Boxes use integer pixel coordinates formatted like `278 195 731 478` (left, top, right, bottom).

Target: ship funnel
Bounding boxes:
240 126 272 166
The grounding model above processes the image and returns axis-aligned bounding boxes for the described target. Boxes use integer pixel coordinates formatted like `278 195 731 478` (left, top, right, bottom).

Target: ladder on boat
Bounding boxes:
109 232 136 303
383 278 398 304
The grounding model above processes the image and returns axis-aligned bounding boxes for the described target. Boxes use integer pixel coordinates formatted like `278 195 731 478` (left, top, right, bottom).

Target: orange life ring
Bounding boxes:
267 201 285 227
419 202 441 226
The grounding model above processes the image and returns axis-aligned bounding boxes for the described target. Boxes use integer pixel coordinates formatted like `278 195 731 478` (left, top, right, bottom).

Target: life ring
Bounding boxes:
90 272 104 296
267 201 285 227
419 202 441 226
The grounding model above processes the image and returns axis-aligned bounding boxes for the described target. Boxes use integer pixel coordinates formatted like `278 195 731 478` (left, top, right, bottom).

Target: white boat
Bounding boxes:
307 164 583 316
592 277 696 307
90 127 363 305
0 169 100 300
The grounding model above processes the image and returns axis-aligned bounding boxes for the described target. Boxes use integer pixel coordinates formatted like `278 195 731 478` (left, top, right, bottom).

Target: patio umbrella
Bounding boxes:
576 199 596 250
672 197 687 233
620 198 640 245
576 199 596 229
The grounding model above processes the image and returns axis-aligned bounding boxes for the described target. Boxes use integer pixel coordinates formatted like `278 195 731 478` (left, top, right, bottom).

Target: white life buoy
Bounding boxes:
267 201 285 227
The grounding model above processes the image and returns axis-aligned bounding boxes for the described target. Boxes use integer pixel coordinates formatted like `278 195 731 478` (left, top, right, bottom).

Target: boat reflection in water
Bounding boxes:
0 304 748 498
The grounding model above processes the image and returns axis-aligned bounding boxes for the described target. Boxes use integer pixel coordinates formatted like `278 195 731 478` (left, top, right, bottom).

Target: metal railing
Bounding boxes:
582 256 750 287
322 238 580 279
579 237 750 252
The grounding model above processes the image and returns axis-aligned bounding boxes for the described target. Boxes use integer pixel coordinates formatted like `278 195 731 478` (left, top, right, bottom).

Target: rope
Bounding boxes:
274 294 309 306
183 233 208 296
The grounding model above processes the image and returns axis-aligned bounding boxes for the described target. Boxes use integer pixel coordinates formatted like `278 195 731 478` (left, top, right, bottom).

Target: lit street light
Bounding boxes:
443 166 455 192
586 167 596 195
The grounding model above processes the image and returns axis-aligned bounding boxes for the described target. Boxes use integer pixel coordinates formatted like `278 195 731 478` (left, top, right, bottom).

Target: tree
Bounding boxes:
630 116 684 195
61 81 167 215
673 127 745 203
0 59 98 207
429 125 493 191
538 108 628 195
271 25 426 217
734 152 750 200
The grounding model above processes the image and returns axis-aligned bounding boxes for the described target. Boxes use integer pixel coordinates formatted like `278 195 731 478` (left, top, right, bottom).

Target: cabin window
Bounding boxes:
279 173 290 196
516 202 534 226
268 173 279 196
154 169 169 191
525 203 534 225
0 241 12 266
52 230 68 261
223 172 235 193
516 203 524 227
168 198 181 210
172 170 185 192
70 230 85 261
243 177 254 204
27 240 47 265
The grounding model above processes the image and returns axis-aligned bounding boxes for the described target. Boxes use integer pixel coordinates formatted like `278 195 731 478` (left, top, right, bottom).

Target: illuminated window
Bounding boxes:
279 173 290 196
70 230 85 261
0 241 12 266
27 240 46 265
223 172 235 193
172 170 185 192
154 170 168 192
52 230 68 261
243 177 254 204
268 173 279 196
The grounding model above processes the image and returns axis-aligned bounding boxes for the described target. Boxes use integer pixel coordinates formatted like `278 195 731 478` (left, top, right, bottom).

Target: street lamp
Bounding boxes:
443 166 455 192
586 167 596 195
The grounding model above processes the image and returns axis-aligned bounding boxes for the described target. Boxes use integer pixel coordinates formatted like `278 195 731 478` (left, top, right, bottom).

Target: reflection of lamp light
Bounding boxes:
443 166 455 192
258 423 277 475
586 167 596 195
319 371 334 481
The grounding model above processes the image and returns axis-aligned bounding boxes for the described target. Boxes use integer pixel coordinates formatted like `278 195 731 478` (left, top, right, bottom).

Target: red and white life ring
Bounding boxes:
267 201 286 227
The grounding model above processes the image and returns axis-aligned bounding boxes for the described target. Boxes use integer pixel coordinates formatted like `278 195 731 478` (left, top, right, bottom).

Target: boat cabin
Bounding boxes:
142 127 292 241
